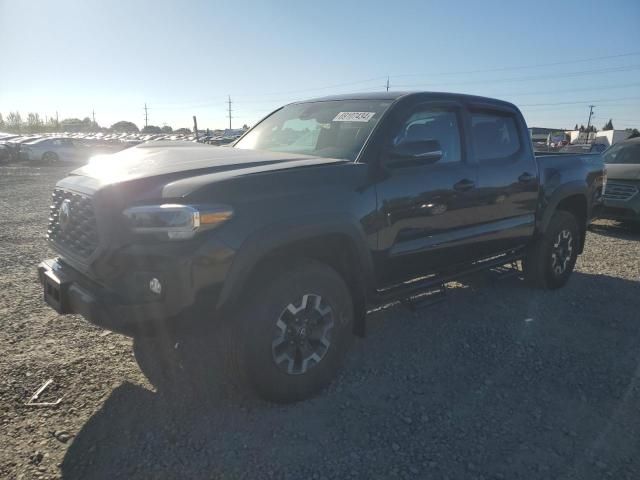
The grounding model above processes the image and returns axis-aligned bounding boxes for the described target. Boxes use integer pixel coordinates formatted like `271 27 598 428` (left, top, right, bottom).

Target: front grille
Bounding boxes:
47 189 99 259
604 182 639 202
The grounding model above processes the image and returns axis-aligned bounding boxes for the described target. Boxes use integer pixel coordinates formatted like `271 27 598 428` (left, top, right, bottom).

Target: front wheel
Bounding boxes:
42 151 59 164
523 210 580 289
226 259 354 403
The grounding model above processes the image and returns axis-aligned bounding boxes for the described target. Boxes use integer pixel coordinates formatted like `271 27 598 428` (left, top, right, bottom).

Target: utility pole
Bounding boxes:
227 95 232 130
193 115 199 141
144 103 149 128
386 76 390 92
585 105 595 144
56 111 59 132
92 109 96 126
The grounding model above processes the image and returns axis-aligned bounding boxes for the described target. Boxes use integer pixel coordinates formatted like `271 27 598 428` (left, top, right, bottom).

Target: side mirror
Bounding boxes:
387 139 443 165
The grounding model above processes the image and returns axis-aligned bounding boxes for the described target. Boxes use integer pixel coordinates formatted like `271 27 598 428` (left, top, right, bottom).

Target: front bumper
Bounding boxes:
594 188 640 222
594 205 640 222
38 258 222 336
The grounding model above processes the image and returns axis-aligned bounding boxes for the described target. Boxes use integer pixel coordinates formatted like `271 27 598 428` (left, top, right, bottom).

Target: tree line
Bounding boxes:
0 112 193 135
572 119 617 132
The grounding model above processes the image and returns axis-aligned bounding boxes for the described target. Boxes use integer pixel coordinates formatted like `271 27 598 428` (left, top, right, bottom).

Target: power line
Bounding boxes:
495 82 640 98
234 76 388 99
391 51 640 78
393 65 640 89
520 103 640 113
151 80 640 113
147 53 640 111
518 96 640 107
232 51 640 100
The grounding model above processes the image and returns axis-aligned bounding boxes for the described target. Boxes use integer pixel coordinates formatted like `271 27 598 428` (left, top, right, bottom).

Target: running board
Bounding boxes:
374 250 524 305
404 283 447 311
488 261 522 280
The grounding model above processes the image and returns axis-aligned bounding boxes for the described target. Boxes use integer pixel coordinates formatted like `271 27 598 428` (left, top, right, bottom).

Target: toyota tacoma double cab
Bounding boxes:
38 92 604 402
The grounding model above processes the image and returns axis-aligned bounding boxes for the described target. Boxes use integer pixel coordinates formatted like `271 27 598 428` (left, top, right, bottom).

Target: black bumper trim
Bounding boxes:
37 258 182 336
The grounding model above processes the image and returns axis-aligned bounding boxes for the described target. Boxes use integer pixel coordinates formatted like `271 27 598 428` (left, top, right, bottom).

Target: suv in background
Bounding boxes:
597 137 640 224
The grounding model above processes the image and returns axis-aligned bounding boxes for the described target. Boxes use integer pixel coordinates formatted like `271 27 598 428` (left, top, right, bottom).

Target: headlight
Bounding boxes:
123 204 233 240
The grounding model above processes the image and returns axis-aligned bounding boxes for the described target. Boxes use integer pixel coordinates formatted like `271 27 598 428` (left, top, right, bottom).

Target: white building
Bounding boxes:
567 129 632 146
593 129 633 147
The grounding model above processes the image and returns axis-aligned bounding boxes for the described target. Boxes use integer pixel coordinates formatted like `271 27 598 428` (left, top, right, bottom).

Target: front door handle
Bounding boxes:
453 179 475 192
518 172 535 183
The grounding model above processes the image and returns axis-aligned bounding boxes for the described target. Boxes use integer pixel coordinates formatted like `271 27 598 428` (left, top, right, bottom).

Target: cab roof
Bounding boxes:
294 91 518 110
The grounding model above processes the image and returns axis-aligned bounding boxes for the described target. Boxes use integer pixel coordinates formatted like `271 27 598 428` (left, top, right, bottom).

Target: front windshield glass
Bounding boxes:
603 142 640 164
234 100 392 160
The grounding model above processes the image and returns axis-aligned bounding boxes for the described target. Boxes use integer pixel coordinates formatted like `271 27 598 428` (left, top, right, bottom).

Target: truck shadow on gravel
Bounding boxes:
61 272 640 480
589 221 640 240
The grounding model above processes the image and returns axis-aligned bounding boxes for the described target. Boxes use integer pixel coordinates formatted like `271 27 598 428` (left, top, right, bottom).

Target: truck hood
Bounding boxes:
70 141 346 187
605 163 640 180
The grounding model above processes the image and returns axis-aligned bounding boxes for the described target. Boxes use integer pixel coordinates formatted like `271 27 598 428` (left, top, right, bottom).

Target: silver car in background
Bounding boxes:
20 137 85 163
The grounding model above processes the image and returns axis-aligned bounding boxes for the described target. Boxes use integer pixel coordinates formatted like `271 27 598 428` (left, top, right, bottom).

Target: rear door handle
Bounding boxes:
518 172 535 183
453 179 476 192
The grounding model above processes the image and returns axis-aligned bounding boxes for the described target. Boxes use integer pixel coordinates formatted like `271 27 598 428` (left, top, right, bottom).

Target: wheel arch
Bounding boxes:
540 182 588 253
42 150 58 161
217 219 374 337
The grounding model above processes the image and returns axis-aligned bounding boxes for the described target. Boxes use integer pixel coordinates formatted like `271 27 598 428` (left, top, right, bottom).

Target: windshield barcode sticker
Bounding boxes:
333 112 376 122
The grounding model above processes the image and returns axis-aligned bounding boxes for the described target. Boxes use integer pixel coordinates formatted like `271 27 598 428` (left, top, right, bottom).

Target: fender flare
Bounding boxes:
216 213 375 312
539 180 589 234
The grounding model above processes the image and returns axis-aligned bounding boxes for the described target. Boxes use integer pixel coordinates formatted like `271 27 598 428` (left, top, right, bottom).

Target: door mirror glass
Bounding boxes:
388 139 443 164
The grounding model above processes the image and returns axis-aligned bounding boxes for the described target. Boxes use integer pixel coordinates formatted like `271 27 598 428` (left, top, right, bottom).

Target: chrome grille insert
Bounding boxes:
604 182 638 202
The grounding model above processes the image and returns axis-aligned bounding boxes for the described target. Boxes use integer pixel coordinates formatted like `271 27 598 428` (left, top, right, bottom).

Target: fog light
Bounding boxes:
149 277 162 295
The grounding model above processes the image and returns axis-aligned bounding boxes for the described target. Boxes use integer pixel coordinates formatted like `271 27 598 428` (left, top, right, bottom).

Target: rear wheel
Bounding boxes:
523 210 580 289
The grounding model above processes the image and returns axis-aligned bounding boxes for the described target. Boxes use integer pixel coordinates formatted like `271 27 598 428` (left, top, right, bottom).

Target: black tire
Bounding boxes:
523 210 580 289
224 259 354 403
133 333 187 394
42 151 59 163
133 331 222 400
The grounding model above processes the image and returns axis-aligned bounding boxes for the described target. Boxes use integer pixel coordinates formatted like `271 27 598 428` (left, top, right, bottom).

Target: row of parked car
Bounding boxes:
0 130 244 164
0 134 118 164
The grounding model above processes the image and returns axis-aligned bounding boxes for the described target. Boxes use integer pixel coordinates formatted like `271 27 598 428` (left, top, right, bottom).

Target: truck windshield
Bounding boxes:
234 100 392 160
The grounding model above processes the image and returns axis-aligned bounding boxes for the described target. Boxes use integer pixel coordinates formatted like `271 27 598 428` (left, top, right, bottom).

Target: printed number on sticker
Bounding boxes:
333 112 376 122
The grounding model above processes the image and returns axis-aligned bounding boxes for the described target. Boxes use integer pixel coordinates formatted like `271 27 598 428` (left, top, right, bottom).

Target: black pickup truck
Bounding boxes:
38 92 604 402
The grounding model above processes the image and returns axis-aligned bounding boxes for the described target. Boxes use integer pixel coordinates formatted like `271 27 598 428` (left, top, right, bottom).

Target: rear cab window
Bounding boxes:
470 111 522 161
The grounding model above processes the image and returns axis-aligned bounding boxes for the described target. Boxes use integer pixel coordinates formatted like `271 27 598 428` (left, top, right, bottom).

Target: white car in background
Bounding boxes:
20 137 86 163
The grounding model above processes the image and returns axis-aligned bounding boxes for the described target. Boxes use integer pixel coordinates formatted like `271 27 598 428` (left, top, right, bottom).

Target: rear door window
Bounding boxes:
470 112 521 161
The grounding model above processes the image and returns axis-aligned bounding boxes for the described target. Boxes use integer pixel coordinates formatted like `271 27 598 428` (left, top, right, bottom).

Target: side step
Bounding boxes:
374 250 525 307
404 283 447 311
488 261 522 280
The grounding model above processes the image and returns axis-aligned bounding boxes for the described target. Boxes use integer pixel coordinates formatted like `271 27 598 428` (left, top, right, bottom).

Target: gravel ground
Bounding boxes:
1 163 639 480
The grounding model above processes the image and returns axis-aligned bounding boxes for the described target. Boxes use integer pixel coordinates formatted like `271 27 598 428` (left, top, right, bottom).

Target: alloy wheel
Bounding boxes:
271 293 334 375
551 229 573 276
